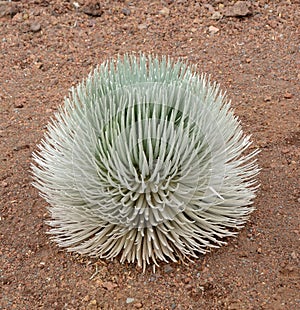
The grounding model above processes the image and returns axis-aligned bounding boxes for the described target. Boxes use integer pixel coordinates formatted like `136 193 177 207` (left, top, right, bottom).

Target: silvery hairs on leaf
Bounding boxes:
32 53 260 270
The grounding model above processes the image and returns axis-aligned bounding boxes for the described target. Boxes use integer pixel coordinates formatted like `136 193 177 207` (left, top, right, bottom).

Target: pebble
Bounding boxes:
159 7 170 16
1 181 8 188
13 144 30 151
14 102 24 108
239 251 249 257
290 251 297 259
134 302 143 309
264 96 272 102
281 148 289 154
86 299 97 310
122 8 131 16
35 61 43 69
82 295 90 302
184 277 191 284
81 1 103 17
211 12 223 20
30 22 41 33
224 1 252 17
73 2 80 9
149 276 156 282
163 264 173 273
284 92 293 99
138 23 148 30
203 4 215 13
0 1 19 18
126 297 135 304
208 26 220 34
102 281 118 290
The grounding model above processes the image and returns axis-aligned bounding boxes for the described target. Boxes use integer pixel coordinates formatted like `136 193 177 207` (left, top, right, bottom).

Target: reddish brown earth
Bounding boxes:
0 1 299 309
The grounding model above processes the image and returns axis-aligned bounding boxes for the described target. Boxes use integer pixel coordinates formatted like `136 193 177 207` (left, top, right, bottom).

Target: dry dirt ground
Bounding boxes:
0 1 299 309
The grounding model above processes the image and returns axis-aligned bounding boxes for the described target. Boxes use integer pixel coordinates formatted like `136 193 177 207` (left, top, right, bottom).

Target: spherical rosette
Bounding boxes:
32 54 259 269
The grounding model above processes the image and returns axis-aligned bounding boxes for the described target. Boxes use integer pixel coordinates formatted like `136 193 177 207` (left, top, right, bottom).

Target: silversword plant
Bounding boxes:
32 54 260 269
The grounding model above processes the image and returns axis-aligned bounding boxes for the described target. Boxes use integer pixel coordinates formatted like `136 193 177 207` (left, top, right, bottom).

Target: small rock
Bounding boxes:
39 261 46 268
134 302 143 309
137 23 148 30
121 23 129 30
184 277 191 284
0 1 19 18
159 7 170 16
82 295 90 302
86 299 97 310
121 8 131 16
211 12 223 20
291 251 297 259
73 2 80 9
264 96 272 102
11 12 23 23
102 281 118 290
30 22 41 33
13 144 30 151
224 1 252 17
164 264 173 273
126 297 135 304
280 264 296 275
284 92 293 99
239 251 249 257
208 26 220 34
14 102 24 108
81 1 103 17
1 181 8 188
203 4 215 13
35 61 43 69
